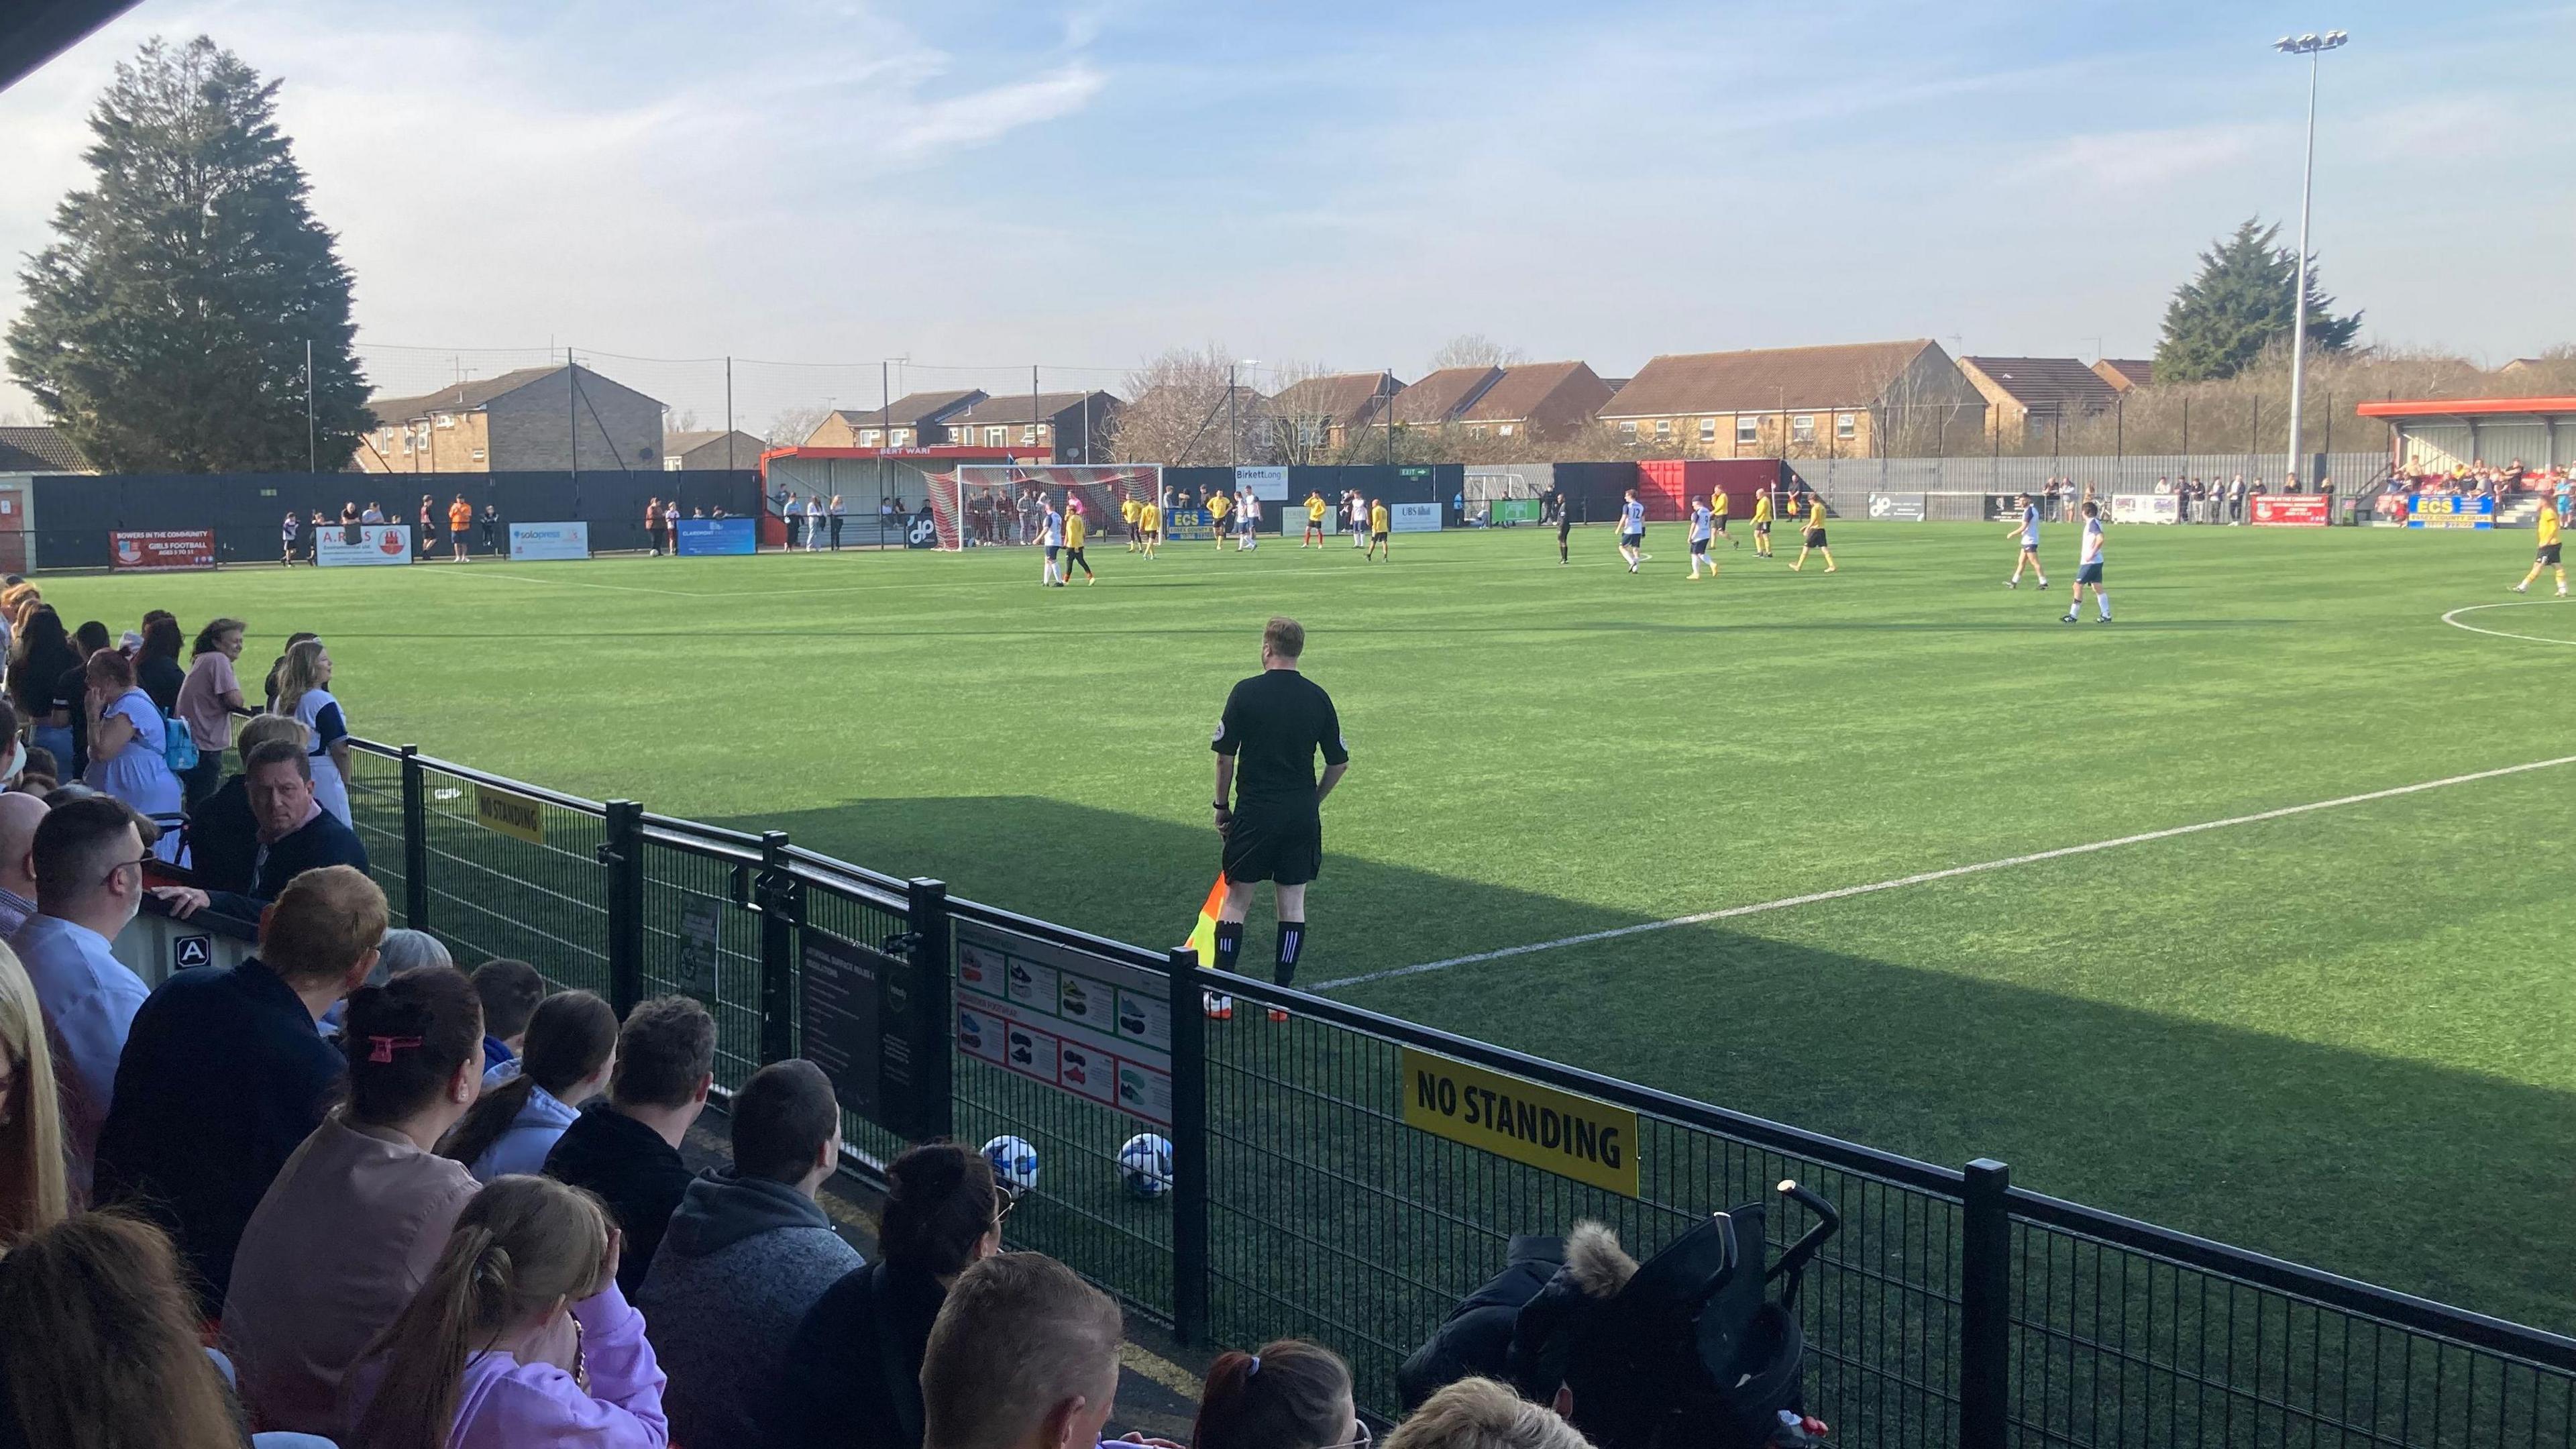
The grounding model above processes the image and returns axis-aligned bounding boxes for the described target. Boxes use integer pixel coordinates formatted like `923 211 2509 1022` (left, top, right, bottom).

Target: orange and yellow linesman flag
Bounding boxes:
1183 873 1228 965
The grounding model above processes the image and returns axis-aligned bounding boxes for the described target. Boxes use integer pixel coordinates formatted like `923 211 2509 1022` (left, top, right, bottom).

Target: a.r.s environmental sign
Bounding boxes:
1400 1046 1639 1197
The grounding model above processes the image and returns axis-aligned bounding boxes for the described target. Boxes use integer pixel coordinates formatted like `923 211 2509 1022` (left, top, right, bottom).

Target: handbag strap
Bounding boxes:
869 1260 925 1446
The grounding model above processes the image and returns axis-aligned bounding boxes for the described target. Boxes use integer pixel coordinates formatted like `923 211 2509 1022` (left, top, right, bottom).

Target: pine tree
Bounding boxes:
2153 218 2361 383
7 36 370 472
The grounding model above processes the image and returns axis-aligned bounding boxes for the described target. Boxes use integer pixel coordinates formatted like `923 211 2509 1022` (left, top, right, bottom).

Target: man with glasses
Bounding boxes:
7 794 154 1196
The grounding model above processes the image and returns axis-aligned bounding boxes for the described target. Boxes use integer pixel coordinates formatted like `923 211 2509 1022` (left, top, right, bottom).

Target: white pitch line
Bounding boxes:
1309 753 2576 991
2442 599 2576 646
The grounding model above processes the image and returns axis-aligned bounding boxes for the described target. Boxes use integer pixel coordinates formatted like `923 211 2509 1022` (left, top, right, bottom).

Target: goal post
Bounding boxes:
925 465 1165 550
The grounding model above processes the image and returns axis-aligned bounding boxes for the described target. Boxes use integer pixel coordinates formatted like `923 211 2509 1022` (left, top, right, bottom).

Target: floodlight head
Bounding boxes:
2323 29 2349 46
2275 35 2296 48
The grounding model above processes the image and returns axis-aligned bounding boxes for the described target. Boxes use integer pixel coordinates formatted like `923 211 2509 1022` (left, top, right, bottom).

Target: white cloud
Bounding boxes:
2011 123 2276 192
880 63 1106 162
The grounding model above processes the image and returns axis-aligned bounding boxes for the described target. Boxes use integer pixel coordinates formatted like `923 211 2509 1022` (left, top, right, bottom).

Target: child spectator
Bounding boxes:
221 966 488 1439
343 1175 667 1449
543 995 714 1295
9 794 152 1196
638 1057 857 1449
470 957 544 1085
0 943 67 1244
918 1252 1124 1449
769 1140 1004 1448
440 989 617 1181
1191 1339 1360 1449
95 866 385 1314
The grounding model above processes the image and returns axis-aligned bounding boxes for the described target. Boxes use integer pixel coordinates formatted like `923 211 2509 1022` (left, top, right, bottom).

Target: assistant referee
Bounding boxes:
1209 616 1350 1013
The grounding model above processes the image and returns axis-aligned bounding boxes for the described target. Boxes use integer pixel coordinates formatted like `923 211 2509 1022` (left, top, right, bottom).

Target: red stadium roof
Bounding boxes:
2354 397 2576 419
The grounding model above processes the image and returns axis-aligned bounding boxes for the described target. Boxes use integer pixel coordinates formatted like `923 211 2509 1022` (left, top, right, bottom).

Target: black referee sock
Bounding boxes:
1274 920 1305 987
1212 920 1244 977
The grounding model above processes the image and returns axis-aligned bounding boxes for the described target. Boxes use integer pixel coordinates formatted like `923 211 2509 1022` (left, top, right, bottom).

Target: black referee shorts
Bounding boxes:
1222 806 1322 886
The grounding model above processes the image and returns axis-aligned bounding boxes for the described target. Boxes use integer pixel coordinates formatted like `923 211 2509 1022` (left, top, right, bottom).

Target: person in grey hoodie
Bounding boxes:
637 1057 857 1448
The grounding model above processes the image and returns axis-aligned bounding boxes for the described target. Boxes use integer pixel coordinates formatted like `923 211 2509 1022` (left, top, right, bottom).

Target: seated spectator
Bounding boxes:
770 1140 1004 1448
15 745 58 796
9 794 153 1196
639 1057 857 1449
94 866 385 1314
439 988 616 1181
376 928 450 978
80 647 185 859
471 957 544 1086
543 995 714 1295
0 943 68 1243
1190 1340 1359 1449
1385 1379 1591 1449
222 966 487 1438
919 1251 1123 1449
154 738 370 925
175 713 306 895
0 793 46 937
343 1175 667 1449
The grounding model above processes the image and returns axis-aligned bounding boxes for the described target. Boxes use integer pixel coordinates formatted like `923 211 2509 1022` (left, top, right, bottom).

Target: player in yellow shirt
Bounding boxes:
1206 489 1232 551
1302 491 1328 547
1751 489 1774 557
1120 495 1141 551
2514 496 2567 596
1140 498 1163 558
1063 500 1095 584
1366 499 1390 561
1788 495 1837 573
1710 488 1739 550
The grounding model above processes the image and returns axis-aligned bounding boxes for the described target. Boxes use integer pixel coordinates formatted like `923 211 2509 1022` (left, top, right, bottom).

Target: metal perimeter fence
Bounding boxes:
343 738 2576 1446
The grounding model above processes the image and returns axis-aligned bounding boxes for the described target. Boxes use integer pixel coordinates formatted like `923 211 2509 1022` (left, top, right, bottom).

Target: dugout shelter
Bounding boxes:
2355 397 2576 476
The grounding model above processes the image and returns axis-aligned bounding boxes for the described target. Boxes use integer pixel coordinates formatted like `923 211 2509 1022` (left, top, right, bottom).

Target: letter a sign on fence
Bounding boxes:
1399 1046 1640 1197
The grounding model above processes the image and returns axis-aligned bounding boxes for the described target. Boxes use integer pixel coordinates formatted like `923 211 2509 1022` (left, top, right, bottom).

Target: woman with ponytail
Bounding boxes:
1191 1339 1362 1449
440 991 618 1182
345 1175 667 1449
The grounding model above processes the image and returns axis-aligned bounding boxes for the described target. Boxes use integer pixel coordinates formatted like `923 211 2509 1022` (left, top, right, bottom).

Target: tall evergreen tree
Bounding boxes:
7 36 370 472
2153 217 2361 383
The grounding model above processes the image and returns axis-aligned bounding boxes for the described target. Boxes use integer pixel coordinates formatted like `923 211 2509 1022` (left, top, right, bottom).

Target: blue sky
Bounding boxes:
3 0 2571 420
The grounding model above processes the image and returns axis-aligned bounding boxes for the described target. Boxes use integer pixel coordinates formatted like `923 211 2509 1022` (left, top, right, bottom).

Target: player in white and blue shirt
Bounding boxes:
1040 502 1065 587
1617 489 1649 573
1686 496 1719 580
2063 500 2110 623
1235 492 1260 550
2004 492 2047 590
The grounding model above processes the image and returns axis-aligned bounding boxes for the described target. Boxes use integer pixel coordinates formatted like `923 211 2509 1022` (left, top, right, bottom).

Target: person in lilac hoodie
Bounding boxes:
344 1174 667 1449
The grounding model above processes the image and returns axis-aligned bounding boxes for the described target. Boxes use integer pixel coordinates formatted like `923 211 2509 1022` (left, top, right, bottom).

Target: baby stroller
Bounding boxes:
1560 1180 1840 1449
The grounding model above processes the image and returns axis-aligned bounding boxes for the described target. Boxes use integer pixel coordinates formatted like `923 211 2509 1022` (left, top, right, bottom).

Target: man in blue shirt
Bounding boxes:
9 796 152 1197
2004 492 2048 590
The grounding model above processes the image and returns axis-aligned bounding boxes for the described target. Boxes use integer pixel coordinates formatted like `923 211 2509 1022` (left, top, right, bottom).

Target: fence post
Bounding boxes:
398 746 429 930
756 831 797 1066
602 801 645 1017
904 879 955 1142
1960 1157 2013 1447
1166 947 1210 1346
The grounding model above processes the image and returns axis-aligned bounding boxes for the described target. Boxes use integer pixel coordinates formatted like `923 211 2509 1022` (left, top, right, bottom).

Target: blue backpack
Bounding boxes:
162 710 199 772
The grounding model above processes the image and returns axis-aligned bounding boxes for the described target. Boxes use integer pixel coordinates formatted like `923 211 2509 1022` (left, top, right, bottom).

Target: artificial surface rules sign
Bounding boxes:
1399 1046 1640 1197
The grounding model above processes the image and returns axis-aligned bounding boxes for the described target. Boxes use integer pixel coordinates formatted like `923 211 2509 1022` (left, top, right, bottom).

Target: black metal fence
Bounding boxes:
352 739 2576 1445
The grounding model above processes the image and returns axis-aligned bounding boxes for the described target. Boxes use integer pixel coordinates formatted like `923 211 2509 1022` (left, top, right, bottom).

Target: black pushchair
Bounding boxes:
1560 1180 1840 1448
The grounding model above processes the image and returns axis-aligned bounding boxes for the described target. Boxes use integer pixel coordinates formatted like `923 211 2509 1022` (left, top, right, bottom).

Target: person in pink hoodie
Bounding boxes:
343 1174 667 1449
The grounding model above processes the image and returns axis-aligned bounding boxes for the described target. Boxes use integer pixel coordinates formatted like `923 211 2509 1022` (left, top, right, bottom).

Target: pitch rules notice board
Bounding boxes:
801 928 944 1140
955 921 1173 1127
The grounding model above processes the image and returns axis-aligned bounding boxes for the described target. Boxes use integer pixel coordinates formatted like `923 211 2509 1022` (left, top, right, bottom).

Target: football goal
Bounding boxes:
924 465 1164 550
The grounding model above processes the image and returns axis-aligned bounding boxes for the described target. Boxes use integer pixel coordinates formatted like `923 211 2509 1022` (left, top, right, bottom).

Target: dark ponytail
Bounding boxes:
879 1142 999 1278
1191 1338 1353 1449
341 967 483 1127
438 989 614 1169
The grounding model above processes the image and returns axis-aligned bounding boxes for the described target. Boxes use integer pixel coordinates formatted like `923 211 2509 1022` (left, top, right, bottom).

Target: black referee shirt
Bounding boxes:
1213 669 1348 812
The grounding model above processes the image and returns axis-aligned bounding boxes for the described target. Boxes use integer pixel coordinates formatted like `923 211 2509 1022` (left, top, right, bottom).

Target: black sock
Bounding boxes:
1274 920 1304 986
1213 920 1244 976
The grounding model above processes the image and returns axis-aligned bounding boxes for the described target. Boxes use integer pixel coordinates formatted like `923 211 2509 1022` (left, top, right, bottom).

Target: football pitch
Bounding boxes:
64 521 2575 1333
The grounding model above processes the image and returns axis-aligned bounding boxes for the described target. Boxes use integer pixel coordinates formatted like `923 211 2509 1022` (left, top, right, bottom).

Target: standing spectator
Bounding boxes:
918 1252 1124 1449
645 496 666 556
417 494 439 557
82 649 186 859
341 500 362 544
0 794 44 938
770 1140 1004 1448
0 942 69 1242
221 965 488 1438
480 500 502 555
136 612 186 714
262 631 319 712
439 988 617 1181
661 498 680 555
9 795 152 1196
828 493 847 551
638 1057 858 1449
544 994 714 1295
344 1175 667 1449
54 619 111 780
2229 473 2247 523
784 496 804 551
805 494 826 551
95 865 384 1313
362 500 384 526
274 638 352 828
282 509 302 566
447 492 475 561
1386 1379 1591 1449
9 607 76 773
153 739 369 923
470 957 545 1087
175 616 248 810
1190 1339 1359 1449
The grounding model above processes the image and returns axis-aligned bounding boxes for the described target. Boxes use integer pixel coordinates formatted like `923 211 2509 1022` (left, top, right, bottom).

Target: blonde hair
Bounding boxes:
0 1212 240 1449
233 711 309 758
0 943 68 1243
349 1176 610 1449
1383 1379 1594 1449
274 637 330 717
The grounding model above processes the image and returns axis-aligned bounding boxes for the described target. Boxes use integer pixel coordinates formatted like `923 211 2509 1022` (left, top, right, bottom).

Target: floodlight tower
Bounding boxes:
2275 28 2349 488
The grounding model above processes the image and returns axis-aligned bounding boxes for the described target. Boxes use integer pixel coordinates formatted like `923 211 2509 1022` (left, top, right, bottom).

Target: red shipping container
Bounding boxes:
1635 460 1781 521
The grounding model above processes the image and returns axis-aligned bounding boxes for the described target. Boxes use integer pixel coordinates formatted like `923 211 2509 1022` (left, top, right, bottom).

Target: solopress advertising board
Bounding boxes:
506 521 590 559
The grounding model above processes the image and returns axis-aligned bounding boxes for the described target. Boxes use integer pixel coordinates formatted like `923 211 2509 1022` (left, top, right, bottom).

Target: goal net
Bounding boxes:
924 465 1164 551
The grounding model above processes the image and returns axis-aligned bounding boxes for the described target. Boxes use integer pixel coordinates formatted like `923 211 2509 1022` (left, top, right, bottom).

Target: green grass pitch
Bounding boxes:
62 519 2576 1332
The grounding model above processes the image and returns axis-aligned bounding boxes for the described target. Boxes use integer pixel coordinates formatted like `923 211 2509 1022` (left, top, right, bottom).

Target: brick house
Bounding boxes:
2091 358 2155 392
942 391 1122 462
360 364 665 474
1956 357 2124 443
0 426 94 473
662 429 771 470
1269 371 1404 455
803 390 985 449
1595 340 1986 457
1454 362 1616 441
1389 367 1504 427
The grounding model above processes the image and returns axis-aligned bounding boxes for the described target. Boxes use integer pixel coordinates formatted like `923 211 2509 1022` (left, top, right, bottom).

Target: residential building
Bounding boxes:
0 425 94 474
1454 362 1617 441
2091 358 2155 392
1595 339 1986 458
1268 372 1404 456
941 391 1122 462
1957 357 2124 442
663 430 771 471
802 391 985 449
1389 367 1504 427
360 364 664 474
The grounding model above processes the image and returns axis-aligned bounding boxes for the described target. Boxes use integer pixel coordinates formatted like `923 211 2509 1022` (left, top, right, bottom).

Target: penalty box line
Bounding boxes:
1308 752 2576 992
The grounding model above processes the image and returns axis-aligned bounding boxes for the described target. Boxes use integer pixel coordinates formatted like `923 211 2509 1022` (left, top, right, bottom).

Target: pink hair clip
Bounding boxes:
366 1034 423 1063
